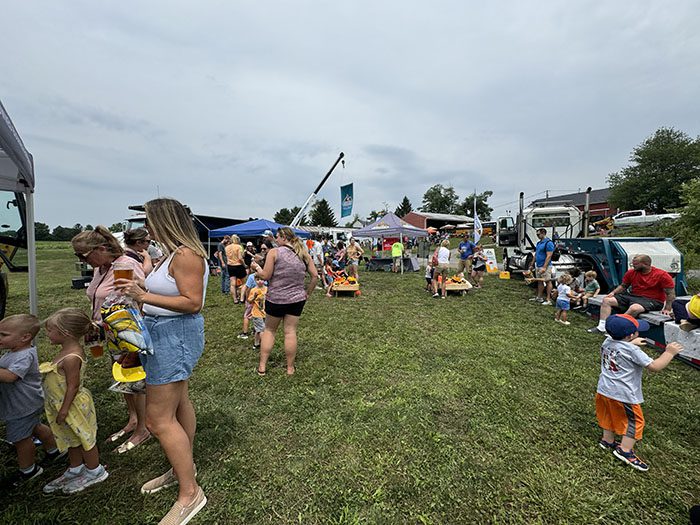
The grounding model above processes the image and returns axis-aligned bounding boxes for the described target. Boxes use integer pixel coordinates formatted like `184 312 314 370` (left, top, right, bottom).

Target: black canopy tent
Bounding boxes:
0 100 37 314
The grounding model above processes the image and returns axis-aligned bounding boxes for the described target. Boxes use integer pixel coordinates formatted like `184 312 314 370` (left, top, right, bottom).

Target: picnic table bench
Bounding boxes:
330 283 360 297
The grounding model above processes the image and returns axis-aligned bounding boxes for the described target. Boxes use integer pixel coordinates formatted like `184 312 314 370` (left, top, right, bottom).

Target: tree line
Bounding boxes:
33 222 124 241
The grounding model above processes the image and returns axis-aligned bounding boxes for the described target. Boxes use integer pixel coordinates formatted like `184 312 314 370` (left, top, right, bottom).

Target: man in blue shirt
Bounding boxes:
457 235 476 275
528 228 555 305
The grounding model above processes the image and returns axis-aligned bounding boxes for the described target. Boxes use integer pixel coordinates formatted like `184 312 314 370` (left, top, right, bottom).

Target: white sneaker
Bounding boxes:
560 321 571 325
62 464 108 494
529 297 542 302
43 466 85 494
541 301 552 306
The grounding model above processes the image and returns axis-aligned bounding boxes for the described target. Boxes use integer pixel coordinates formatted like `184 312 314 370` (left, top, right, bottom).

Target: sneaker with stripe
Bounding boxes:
613 447 649 472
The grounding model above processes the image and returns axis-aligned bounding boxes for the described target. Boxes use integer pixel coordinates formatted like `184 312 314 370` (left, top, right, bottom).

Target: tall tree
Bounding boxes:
109 223 124 233
456 191 494 220
309 199 338 227
608 127 700 213
274 206 307 226
395 196 413 217
419 184 459 214
344 213 362 228
51 225 82 241
34 222 52 241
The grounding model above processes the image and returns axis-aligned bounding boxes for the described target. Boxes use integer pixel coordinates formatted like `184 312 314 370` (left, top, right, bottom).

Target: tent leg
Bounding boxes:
26 189 37 315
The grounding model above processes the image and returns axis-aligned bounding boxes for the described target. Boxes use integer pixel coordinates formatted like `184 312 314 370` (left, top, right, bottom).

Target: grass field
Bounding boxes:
0 242 698 524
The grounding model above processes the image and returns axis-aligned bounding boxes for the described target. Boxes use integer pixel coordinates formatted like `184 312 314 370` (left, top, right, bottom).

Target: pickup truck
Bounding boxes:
612 209 681 227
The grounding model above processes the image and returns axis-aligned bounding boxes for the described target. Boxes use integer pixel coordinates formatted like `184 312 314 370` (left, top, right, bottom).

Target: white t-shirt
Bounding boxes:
557 284 571 303
437 247 450 264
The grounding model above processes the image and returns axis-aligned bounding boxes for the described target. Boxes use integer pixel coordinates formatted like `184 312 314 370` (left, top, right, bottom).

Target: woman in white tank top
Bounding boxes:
116 198 208 524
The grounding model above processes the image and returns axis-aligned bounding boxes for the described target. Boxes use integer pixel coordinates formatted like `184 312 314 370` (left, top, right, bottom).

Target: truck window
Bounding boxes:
499 217 514 229
532 214 571 228
0 197 24 242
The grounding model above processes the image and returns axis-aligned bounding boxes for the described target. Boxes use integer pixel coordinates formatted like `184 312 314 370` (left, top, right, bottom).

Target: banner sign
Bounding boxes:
340 183 353 218
483 248 499 274
382 237 398 251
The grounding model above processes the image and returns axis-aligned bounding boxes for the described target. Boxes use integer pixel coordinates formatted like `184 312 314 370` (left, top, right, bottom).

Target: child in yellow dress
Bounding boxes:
41 308 108 494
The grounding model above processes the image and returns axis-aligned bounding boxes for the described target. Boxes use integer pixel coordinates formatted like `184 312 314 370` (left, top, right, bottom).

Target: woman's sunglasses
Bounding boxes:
74 248 96 261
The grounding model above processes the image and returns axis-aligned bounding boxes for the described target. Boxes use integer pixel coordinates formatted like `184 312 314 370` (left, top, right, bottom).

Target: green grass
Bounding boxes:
1 242 699 524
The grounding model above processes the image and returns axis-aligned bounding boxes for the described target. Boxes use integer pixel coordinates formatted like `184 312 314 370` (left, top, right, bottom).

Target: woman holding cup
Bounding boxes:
115 198 208 524
70 227 150 453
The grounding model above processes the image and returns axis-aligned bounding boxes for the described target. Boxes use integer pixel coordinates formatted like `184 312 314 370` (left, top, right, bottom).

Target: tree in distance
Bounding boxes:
456 191 494 220
608 127 700 213
274 206 307 226
419 185 459 214
309 199 338 227
34 222 52 241
109 223 124 233
395 196 413 217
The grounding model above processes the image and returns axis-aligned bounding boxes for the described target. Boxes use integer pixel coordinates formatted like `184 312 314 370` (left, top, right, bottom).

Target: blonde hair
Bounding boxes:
558 273 573 285
0 314 40 339
45 308 94 339
71 226 123 259
123 227 149 247
585 270 597 279
144 198 207 259
441 240 450 247
230 235 241 246
276 227 308 262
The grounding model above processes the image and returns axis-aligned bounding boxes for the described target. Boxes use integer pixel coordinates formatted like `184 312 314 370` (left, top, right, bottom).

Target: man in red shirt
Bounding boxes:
588 254 676 334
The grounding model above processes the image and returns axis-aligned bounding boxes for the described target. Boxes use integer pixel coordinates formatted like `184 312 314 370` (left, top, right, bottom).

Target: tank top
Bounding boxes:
267 246 307 304
143 249 209 316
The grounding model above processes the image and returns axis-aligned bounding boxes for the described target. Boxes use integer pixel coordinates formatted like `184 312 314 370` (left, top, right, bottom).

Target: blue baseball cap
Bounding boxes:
605 314 650 340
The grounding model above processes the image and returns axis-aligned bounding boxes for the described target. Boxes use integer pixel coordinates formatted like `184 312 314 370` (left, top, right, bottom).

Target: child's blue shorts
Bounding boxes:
556 298 571 311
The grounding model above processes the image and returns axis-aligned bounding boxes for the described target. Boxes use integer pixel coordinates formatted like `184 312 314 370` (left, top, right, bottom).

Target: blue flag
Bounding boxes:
341 183 353 218
473 198 482 244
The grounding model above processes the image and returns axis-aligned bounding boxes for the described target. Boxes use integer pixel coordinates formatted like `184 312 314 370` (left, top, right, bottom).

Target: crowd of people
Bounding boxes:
0 210 698 524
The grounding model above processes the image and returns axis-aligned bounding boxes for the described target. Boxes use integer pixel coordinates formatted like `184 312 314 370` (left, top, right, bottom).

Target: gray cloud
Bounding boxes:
1 1 699 227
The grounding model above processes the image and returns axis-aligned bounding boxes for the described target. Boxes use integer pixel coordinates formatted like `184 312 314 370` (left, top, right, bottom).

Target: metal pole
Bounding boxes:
583 187 591 238
291 152 345 227
25 189 37 315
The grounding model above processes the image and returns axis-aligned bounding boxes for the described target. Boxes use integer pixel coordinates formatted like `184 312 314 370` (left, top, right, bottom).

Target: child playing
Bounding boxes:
237 256 265 340
248 276 268 350
554 273 576 325
580 270 600 309
0 314 62 488
596 314 682 471
470 246 488 288
424 263 434 292
41 308 108 494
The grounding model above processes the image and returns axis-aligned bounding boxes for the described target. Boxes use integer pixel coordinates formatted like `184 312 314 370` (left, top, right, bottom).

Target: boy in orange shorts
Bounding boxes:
595 314 682 471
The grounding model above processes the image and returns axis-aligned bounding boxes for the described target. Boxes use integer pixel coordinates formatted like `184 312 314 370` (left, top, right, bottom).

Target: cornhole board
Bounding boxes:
445 282 471 296
331 283 360 297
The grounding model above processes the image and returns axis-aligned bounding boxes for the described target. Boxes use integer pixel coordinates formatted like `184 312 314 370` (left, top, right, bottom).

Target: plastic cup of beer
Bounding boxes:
113 262 134 282
89 343 104 358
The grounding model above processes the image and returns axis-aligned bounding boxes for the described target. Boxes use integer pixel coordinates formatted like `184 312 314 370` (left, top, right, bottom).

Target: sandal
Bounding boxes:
105 428 129 444
255 367 266 377
115 433 152 454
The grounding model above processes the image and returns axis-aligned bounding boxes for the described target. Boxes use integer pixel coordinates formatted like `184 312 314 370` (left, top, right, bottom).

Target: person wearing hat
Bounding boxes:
261 229 276 250
595 314 682 472
587 254 675 334
457 234 476 276
243 241 256 270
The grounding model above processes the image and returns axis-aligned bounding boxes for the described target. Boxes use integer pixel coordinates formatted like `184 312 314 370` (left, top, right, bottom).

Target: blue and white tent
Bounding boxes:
209 218 310 239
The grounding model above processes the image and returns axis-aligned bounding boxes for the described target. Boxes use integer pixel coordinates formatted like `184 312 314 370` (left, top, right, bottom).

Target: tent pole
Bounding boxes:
400 229 404 275
25 189 37 315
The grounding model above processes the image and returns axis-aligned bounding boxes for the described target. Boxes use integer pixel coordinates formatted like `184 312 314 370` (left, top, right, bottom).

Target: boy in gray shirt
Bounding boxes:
0 314 61 487
595 314 682 472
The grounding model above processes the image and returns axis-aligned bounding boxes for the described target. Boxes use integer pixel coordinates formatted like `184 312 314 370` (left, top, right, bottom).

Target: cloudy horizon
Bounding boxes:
2 1 699 228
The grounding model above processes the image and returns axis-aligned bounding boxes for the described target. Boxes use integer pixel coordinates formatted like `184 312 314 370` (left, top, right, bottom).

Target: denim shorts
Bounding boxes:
142 314 205 385
556 298 571 311
5 408 43 443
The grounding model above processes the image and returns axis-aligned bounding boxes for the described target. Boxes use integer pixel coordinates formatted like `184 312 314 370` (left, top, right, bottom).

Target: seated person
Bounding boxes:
672 293 700 332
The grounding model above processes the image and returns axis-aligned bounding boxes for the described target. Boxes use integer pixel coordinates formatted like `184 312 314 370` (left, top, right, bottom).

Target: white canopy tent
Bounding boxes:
0 100 37 314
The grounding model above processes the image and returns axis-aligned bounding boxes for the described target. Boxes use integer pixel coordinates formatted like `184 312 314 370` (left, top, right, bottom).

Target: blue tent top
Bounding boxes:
209 218 310 239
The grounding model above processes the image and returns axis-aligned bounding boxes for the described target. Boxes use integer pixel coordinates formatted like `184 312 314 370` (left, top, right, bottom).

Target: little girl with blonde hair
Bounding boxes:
41 307 108 494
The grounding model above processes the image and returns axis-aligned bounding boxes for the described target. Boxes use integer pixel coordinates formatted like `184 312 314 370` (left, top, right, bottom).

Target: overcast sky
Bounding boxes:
2 1 699 227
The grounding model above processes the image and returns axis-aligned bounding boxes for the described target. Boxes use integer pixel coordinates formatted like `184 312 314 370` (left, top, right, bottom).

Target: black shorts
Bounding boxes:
614 293 664 313
265 299 306 318
227 265 247 279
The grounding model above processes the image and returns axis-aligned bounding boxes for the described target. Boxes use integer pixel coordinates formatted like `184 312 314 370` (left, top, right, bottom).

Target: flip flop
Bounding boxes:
115 434 152 454
255 367 266 377
105 429 129 444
